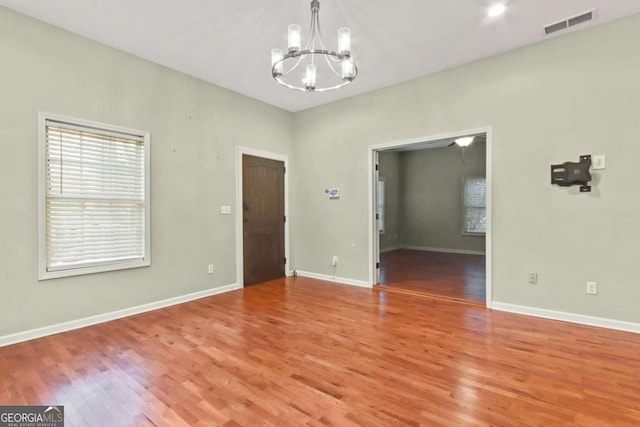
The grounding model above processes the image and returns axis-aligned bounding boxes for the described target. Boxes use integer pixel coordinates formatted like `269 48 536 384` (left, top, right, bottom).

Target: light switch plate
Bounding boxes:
220 205 232 215
592 154 605 170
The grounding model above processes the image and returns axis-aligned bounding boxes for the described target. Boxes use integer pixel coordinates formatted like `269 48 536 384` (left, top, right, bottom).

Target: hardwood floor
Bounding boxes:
1 277 639 426
379 249 486 304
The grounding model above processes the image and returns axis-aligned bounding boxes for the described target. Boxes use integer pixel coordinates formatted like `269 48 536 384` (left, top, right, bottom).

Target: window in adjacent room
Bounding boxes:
38 113 150 279
462 177 486 235
377 179 385 233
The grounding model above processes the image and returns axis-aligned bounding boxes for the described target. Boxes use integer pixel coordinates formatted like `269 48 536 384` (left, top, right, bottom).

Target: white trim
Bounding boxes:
236 146 290 288
368 126 493 308
38 113 46 279
0 283 241 348
296 270 372 288
368 127 490 152
492 302 640 335
400 245 485 255
368 150 377 286
485 128 493 309
376 178 385 234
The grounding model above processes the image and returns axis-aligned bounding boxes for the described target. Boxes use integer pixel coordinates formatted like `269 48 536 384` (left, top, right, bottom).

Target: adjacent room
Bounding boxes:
1 1 640 425
377 135 487 304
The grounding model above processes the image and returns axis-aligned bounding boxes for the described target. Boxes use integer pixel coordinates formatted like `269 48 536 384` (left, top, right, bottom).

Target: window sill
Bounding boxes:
39 259 150 281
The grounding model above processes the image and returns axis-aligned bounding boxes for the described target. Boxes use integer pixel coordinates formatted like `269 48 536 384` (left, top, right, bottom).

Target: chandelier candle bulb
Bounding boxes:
288 24 301 52
271 49 283 75
305 64 317 91
341 58 355 80
338 27 351 55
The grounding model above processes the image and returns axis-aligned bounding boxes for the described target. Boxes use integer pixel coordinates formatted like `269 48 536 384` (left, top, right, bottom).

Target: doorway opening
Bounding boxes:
236 147 289 287
369 129 492 306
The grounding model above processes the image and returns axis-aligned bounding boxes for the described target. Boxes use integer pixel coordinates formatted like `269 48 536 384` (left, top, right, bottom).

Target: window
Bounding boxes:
463 177 486 235
377 179 385 233
38 113 150 279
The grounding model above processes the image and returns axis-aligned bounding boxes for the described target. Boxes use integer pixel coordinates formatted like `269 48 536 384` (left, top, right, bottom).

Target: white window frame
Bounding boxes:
377 178 385 233
462 176 486 236
38 112 151 280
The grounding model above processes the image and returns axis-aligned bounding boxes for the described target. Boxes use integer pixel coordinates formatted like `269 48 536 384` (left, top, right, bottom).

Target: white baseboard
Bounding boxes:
492 301 640 334
295 270 372 289
380 245 402 254
0 283 241 348
401 245 485 255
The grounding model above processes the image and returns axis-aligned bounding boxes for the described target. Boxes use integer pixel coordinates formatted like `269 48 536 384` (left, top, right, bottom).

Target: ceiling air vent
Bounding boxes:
544 10 595 36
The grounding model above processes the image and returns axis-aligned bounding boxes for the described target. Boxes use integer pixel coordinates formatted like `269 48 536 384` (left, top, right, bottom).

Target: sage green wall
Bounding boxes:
293 14 640 323
0 7 293 336
399 142 486 253
377 152 401 251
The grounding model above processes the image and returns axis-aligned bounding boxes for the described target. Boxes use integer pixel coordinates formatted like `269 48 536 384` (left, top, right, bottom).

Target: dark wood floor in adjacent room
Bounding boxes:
379 249 486 304
1 277 639 426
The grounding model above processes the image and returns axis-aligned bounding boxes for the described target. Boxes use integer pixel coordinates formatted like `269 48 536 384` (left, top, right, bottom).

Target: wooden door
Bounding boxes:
242 155 285 286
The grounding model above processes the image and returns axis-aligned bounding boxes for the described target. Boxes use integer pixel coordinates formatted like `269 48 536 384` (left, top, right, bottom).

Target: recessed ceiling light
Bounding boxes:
488 3 507 17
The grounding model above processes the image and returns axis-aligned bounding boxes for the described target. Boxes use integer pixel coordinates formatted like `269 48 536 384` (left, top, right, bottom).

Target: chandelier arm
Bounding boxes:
322 53 344 79
279 55 306 77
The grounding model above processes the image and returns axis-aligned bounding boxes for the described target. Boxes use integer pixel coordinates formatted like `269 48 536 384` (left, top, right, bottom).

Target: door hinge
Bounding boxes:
284 257 287 264
375 164 379 171
376 262 380 269
375 213 379 220
284 215 286 223
284 166 286 173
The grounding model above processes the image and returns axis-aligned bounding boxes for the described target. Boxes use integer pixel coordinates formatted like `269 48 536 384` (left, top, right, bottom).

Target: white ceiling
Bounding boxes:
2 1 639 112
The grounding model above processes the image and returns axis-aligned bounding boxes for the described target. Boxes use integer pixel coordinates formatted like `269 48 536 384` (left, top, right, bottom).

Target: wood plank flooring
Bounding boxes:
379 249 486 303
1 277 639 426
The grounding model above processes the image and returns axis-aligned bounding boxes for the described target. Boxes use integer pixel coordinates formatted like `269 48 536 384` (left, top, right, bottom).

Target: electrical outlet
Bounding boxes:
586 281 597 295
331 255 338 266
220 205 232 215
208 264 214 274
528 273 538 284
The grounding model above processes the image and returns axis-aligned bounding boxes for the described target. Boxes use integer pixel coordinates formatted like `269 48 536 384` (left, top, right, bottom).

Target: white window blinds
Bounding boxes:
40 115 150 279
463 177 486 234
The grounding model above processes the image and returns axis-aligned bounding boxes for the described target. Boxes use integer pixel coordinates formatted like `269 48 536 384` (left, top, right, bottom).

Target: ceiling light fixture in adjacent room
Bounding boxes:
487 3 507 17
450 136 475 164
455 136 475 147
271 0 357 92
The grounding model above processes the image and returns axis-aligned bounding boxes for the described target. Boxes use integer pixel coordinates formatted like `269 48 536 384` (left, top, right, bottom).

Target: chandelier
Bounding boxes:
271 0 357 92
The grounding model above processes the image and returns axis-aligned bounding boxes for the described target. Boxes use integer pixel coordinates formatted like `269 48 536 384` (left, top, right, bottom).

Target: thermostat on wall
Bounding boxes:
326 188 340 199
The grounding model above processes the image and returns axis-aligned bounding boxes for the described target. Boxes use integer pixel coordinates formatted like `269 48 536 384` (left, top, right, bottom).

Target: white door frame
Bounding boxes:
236 146 290 287
367 126 493 308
